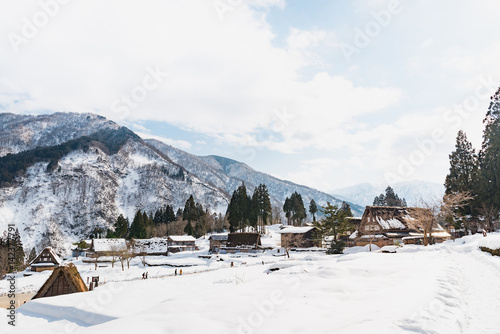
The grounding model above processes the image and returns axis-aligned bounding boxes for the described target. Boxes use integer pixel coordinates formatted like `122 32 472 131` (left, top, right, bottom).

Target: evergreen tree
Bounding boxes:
249 184 272 233
445 130 479 229
11 229 25 271
183 195 199 223
129 210 147 239
166 205 176 223
478 87 500 215
373 186 406 207
176 208 183 221
226 183 251 232
309 199 318 222
184 221 194 235
283 192 306 225
27 247 37 264
313 202 354 254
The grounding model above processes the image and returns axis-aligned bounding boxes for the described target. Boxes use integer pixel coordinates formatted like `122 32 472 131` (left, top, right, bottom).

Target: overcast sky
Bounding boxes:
1 0 500 192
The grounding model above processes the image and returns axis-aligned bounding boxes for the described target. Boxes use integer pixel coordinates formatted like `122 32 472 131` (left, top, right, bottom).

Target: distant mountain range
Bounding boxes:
331 181 445 208
0 112 359 253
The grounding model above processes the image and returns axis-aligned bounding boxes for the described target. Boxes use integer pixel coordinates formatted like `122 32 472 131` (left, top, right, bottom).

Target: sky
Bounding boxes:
1 0 500 192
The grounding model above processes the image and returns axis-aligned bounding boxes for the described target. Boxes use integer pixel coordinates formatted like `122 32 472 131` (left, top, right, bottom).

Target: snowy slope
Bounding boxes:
332 180 445 207
147 139 363 215
0 112 361 253
0 112 119 157
2 232 500 334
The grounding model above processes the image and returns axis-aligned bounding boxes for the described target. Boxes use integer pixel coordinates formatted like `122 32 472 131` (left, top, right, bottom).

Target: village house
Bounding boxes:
32 263 88 299
89 238 127 257
132 238 169 256
351 206 451 247
208 234 228 253
167 235 198 253
220 233 262 254
279 226 320 248
30 247 62 272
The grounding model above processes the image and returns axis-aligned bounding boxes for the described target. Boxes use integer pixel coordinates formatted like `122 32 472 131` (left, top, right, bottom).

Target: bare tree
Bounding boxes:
478 203 498 232
280 234 303 258
406 192 473 246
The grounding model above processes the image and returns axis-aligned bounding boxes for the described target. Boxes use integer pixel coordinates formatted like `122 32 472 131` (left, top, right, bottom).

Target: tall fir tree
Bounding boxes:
129 210 147 239
309 199 318 222
226 183 251 232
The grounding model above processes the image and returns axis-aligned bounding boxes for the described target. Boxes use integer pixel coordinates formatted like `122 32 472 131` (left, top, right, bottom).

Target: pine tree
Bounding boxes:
11 229 25 271
249 184 272 233
184 221 194 235
129 210 147 239
313 202 354 254
226 183 251 232
478 87 500 214
309 199 318 222
27 247 37 264
183 195 199 223
373 186 406 207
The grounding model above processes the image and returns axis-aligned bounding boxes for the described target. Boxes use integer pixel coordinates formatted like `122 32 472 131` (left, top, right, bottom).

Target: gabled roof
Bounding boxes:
30 247 62 266
133 238 169 253
361 206 412 230
91 238 127 252
209 234 228 241
279 226 315 234
168 235 196 242
32 263 88 300
227 233 261 247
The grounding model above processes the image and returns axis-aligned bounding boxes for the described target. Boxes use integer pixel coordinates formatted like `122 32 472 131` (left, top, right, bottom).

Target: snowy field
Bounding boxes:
1 229 500 334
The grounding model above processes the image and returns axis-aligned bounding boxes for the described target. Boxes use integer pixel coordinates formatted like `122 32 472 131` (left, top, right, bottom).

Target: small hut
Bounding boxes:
32 263 88 300
167 236 198 252
279 226 319 248
208 234 228 253
30 247 62 272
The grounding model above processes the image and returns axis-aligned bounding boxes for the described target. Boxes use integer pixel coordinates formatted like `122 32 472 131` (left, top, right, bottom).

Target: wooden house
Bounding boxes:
30 247 62 272
279 226 319 248
32 263 88 299
167 235 198 252
208 234 228 253
89 238 127 256
132 238 169 256
221 233 262 254
352 206 451 247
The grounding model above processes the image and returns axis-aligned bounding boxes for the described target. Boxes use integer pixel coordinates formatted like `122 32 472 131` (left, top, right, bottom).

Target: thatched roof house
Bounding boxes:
32 263 88 300
227 233 261 248
30 247 62 272
353 206 450 247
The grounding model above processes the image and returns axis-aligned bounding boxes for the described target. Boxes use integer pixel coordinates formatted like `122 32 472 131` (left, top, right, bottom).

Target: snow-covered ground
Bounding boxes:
2 229 500 333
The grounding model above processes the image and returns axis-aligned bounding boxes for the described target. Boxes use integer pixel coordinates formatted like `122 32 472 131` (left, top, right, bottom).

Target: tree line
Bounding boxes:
444 86 500 233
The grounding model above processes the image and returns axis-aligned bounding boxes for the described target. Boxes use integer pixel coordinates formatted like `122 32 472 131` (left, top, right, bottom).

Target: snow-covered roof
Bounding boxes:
376 216 406 230
92 238 127 252
168 235 196 242
209 234 228 241
30 247 62 266
133 238 169 253
279 226 315 234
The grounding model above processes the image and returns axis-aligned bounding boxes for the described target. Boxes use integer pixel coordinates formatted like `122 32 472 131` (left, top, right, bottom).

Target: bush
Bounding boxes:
326 240 346 254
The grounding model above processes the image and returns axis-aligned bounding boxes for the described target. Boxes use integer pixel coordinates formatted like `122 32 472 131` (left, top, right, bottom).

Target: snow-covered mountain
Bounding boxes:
331 181 445 207
0 112 353 253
